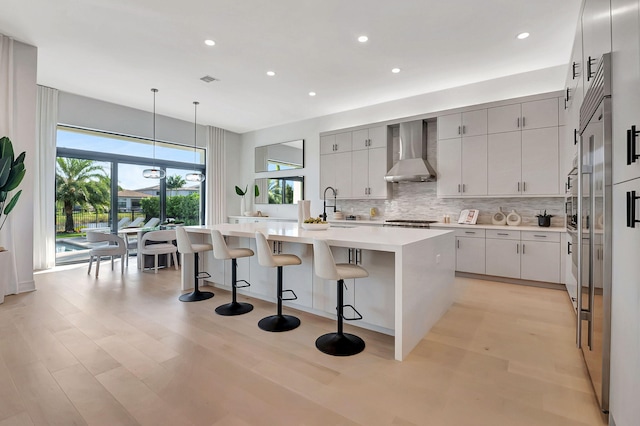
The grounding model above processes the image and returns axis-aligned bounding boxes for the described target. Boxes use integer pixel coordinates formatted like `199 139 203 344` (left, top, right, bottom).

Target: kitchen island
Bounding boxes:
181 222 455 360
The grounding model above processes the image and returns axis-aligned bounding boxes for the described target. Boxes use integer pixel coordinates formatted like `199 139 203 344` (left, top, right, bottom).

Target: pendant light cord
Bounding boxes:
152 88 158 167
193 101 199 167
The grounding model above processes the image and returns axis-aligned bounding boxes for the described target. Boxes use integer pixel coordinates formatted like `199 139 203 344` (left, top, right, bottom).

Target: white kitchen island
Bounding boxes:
180 222 455 361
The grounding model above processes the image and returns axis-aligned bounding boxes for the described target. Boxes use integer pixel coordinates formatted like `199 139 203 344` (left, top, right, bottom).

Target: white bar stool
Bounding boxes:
254 231 301 332
312 238 369 356
211 230 254 316
175 226 214 302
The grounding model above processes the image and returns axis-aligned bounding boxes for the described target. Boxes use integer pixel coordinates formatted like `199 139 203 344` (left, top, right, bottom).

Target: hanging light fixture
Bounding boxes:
185 101 205 183
143 88 166 179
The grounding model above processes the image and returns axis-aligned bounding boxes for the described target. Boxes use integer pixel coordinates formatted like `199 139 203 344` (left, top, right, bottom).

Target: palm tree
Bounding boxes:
166 174 185 197
56 158 110 232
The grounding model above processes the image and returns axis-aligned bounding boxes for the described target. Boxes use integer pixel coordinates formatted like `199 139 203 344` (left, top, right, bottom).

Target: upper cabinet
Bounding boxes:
488 98 558 134
351 126 386 151
582 0 612 87
320 131 352 155
437 109 487 140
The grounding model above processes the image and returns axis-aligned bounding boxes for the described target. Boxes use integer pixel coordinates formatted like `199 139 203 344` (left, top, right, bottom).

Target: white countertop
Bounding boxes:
185 221 450 251
429 222 566 233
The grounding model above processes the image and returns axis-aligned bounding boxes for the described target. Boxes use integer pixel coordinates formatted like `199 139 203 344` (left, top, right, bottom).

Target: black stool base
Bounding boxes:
316 332 365 356
179 290 214 302
215 301 253 316
258 314 300 332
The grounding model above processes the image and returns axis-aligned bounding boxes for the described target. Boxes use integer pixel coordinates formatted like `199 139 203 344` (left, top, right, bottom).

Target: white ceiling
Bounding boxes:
0 0 582 134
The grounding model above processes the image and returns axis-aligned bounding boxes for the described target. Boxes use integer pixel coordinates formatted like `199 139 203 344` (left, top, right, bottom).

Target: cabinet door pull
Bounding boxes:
458 126 461 135
533 234 547 238
517 117 520 128
523 182 526 192
574 128 578 145
458 184 461 193
462 125 466 134
568 241 572 255
462 183 466 193
497 233 509 236
522 117 526 128
566 87 571 102
627 190 640 228
457 239 460 249
516 243 519 254
464 231 475 234
572 61 578 79
522 243 525 254
517 182 520 192
627 125 640 165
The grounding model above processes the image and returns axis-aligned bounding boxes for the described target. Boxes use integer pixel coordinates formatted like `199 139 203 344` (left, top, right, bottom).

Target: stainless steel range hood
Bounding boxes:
384 120 436 182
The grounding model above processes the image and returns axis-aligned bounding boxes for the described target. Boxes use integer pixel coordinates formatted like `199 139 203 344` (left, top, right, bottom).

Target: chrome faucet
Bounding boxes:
322 186 337 221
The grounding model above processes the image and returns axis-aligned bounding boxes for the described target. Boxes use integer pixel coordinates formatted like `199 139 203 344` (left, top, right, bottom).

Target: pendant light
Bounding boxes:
185 101 205 183
143 88 166 179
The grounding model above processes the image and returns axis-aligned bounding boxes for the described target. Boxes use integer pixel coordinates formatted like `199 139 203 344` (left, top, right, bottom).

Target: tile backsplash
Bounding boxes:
336 181 565 227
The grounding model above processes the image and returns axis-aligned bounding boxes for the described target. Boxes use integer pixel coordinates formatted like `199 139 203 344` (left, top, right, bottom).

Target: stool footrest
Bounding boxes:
340 304 363 321
234 279 250 289
196 271 211 280
280 289 298 301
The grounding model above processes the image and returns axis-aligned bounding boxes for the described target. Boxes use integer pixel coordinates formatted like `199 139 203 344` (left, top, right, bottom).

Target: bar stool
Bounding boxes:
210 230 254 316
254 231 301 332
175 226 214 302
312 239 369 356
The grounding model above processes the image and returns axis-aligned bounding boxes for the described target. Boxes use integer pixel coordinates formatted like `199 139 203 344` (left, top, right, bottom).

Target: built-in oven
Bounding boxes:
566 156 579 232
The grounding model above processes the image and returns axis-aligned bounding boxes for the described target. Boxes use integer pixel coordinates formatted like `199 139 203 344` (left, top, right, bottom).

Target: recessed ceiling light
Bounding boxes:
358 35 368 43
392 68 401 74
266 71 276 77
516 32 530 40
309 92 316 97
204 39 216 46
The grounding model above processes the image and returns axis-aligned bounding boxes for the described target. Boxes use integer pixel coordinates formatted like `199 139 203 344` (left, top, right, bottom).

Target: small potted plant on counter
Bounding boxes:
536 210 553 227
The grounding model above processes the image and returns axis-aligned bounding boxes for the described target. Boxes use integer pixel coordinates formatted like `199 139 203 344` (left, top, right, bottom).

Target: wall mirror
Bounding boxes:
255 176 304 205
255 139 304 172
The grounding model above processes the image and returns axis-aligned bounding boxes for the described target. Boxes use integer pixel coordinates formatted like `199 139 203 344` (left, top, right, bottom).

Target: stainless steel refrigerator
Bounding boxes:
577 53 612 413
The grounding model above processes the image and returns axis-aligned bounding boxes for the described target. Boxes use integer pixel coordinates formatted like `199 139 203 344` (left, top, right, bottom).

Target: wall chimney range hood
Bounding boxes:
384 120 436 182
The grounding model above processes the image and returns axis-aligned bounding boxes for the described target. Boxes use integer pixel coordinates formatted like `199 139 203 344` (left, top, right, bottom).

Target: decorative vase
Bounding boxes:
240 196 246 216
538 216 552 227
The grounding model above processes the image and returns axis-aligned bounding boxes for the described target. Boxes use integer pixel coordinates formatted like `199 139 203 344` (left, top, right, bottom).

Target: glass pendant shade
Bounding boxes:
187 100 205 183
144 88 165 179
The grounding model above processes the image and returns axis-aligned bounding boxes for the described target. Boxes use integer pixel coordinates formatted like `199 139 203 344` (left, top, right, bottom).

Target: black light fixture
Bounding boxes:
142 88 166 179
185 101 205 183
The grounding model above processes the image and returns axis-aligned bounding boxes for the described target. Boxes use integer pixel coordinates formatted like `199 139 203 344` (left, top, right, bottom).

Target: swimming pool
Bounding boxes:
55 240 89 253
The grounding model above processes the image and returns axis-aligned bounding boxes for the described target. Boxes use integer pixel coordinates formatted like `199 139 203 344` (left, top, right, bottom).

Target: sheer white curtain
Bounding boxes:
0 34 18 301
33 86 58 270
205 126 226 224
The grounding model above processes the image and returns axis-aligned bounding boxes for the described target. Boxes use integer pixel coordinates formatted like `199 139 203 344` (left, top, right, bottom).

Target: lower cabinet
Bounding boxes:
520 232 561 283
455 229 486 274
485 230 521 279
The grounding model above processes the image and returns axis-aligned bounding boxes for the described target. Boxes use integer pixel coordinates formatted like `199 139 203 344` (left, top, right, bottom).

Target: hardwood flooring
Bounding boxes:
0 263 607 425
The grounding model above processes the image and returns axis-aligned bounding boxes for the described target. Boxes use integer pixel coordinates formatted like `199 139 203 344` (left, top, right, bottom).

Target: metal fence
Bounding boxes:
55 209 145 233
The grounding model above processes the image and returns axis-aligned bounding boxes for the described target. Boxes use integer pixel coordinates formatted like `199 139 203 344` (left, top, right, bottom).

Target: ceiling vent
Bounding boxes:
200 75 219 83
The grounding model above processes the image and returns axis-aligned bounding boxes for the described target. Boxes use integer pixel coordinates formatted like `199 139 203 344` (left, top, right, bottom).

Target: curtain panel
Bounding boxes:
205 126 226 225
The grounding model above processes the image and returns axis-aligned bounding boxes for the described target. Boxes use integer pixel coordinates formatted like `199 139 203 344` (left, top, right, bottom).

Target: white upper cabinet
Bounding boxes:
611 0 640 183
521 127 560 195
438 109 488 140
488 98 558 134
352 125 386 151
488 131 522 195
320 131 352 155
582 0 612 87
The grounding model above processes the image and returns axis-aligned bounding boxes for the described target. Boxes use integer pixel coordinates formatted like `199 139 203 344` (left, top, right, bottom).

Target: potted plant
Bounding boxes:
235 184 259 216
536 210 553 227
0 136 26 251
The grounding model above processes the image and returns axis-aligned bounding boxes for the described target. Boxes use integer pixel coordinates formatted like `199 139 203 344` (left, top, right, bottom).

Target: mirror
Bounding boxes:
255 139 304 172
255 176 304 205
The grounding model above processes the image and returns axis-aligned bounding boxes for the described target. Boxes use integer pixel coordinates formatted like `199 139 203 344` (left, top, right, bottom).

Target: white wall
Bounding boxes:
240 65 566 220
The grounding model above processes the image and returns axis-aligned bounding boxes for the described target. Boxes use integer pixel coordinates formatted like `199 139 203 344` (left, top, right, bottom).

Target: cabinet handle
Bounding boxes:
458 184 461 193
522 182 526 192
564 98 567 111
517 117 520 128
517 182 520 192
574 128 578 145
627 190 640 228
516 243 519 254
522 243 525 254
568 241 572 255
457 239 460 249
566 87 571 103
587 56 596 81
462 125 466 134
458 126 461 135
497 233 509 236
627 125 640 165
462 183 465 193
356 249 362 265
566 176 571 191
522 117 526 128
533 234 547 238
464 231 475 234
572 61 578 79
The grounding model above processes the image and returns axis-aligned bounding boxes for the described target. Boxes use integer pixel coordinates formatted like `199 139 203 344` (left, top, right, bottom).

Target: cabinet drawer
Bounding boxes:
485 229 520 240
454 228 485 238
521 231 560 242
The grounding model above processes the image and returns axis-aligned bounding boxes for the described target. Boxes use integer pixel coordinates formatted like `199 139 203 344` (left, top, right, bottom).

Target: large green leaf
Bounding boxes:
3 190 21 216
235 185 247 196
13 151 25 167
0 136 14 162
0 156 10 188
4 162 25 191
0 190 6 203
254 184 260 197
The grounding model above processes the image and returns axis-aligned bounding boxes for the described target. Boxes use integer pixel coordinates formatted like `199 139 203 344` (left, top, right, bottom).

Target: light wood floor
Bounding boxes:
0 263 608 426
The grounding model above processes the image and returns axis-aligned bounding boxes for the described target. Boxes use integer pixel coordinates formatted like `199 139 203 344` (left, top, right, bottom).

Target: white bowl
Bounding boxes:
301 222 330 230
